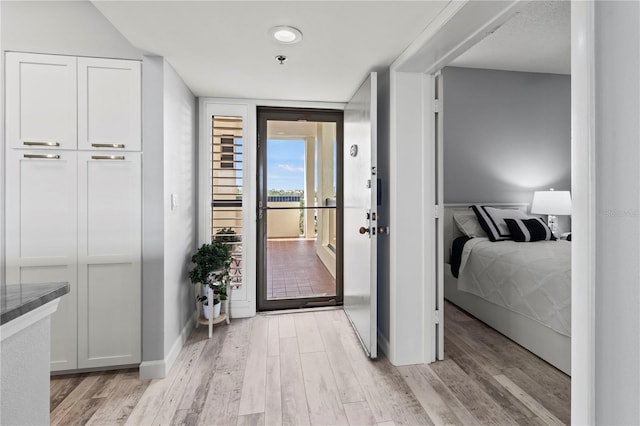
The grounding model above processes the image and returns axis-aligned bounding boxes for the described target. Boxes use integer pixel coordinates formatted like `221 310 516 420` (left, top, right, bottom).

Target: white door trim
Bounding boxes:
570 2 596 424
388 1 594 422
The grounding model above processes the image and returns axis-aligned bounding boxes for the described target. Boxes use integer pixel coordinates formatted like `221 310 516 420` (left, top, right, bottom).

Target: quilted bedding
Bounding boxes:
457 238 571 336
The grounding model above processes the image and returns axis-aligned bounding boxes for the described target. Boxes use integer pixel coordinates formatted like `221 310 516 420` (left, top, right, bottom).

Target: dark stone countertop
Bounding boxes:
1 282 70 325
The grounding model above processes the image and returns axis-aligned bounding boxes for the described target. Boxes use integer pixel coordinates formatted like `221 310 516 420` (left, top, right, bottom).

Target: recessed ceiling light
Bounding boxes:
269 26 303 44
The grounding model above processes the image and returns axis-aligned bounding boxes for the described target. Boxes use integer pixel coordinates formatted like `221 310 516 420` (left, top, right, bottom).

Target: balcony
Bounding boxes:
266 196 336 300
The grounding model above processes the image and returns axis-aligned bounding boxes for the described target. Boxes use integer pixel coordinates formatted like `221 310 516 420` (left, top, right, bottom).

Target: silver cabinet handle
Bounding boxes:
92 143 125 149
91 155 125 160
24 154 60 159
23 141 60 147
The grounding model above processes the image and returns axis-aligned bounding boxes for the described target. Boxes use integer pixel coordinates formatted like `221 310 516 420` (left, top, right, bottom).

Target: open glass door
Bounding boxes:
257 107 343 311
343 73 378 358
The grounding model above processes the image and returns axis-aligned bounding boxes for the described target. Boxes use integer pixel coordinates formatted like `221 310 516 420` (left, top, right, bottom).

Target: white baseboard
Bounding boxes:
139 311 197 380
228 300 255 318
139 360 166 379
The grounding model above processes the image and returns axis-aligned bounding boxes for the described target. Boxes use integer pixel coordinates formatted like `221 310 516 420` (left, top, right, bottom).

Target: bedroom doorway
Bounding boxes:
386 0 592 420
256 107 343 311
431 0 573 400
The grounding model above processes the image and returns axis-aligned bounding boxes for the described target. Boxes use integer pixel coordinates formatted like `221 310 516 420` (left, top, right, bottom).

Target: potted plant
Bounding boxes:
188 239 232 319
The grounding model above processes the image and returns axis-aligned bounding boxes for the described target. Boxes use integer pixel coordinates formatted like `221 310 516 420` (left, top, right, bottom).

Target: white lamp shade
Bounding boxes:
531 190 572 215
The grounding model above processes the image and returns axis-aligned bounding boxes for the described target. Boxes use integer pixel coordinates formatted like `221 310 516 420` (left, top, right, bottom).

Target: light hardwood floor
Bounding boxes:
50 302 570 425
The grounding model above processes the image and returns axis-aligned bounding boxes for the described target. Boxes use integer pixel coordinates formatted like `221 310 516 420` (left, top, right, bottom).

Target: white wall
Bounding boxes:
594 2 640 424
162 60 197 364
1 1 140 60
388 71 436 365
1 3 4 290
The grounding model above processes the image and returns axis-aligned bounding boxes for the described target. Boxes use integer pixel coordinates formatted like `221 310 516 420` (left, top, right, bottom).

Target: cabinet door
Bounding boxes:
77 152 141 368
5 150 79 371
6 52 77 150
78 58 141 151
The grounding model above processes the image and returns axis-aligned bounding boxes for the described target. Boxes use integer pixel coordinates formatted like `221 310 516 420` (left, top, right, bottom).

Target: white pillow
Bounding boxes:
453 211 487 238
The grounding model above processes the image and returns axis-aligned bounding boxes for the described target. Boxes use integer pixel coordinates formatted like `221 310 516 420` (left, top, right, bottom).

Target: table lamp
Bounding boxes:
531 188 572 236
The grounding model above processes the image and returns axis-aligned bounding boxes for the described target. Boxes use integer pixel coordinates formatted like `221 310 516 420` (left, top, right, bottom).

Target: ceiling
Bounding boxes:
449 0 571 75
92 1 448 102
92 1 571 103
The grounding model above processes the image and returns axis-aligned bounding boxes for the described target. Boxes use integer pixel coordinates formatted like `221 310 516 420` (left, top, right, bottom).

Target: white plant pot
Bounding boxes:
212 301 221 319
203 300 221 320
203 301 213 319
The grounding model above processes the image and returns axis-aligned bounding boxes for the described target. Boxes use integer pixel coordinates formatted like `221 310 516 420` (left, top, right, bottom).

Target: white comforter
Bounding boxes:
458 238 571 336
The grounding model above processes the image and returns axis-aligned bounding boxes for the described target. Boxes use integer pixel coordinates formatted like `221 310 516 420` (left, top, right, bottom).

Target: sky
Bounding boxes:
267 139 306 191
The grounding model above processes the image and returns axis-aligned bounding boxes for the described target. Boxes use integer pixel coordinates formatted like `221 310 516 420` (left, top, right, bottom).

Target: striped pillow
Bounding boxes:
470 205 529 241
504 218 557 242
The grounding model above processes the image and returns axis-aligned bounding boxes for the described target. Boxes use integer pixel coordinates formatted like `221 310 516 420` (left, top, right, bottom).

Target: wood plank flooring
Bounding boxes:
51 302 570 425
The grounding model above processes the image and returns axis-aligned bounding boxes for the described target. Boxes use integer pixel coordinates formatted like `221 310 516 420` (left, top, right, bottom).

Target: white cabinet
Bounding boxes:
5 150 79 370
77 152 141 368
4 52 142 372
6 53 77 150
5 151 142 371
5 53 141 152
78 58 141 151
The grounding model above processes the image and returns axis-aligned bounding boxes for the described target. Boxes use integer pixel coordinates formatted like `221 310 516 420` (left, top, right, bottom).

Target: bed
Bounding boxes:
443 203 571 375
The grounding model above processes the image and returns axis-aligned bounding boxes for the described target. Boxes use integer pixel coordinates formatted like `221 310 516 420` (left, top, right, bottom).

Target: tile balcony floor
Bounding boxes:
266 238 336 300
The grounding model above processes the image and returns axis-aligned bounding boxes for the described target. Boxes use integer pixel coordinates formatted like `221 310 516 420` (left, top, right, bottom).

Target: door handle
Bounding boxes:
23 141 60 147
91 155 125 160
23 154 60 159
92 143 125 149
359 226 370 235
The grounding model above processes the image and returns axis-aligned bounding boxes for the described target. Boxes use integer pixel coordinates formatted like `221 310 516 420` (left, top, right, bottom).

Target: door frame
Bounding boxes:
388 0 595 423
255 106 344 311
198 99 345 319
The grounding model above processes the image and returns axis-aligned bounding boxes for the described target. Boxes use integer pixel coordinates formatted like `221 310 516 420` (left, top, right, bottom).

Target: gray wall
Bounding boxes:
162 60 197 358
142 56 166 363
141 57 198 369
442 67 571 204
595 2 640 424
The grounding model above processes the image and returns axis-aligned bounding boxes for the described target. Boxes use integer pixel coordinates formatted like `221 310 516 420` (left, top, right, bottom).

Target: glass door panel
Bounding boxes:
257 108 342 311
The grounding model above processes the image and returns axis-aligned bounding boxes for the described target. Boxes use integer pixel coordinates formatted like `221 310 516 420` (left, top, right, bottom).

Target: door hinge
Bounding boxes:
434 204 440 219
434 99 440 113
434 309 441 325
